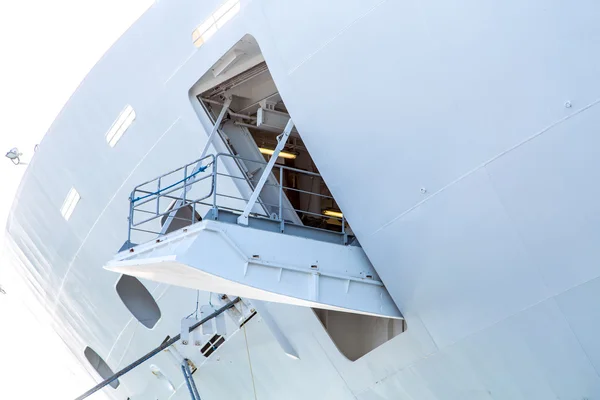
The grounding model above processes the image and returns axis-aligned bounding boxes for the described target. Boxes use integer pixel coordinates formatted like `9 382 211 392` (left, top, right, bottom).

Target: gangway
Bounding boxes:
109 124 402 319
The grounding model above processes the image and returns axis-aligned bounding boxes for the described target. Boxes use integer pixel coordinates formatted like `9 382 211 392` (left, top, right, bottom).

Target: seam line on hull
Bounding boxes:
482 165 554 297
106 283 168 364
370 97 600 237
312 332 359 399
287 0 389 76
553 296 600 381
244 325 258 400
355 289 592 398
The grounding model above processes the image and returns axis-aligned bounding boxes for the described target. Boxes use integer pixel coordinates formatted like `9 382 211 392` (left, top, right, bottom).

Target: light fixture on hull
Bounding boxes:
324 209 343 219
259 147 297 159
5 148 22 165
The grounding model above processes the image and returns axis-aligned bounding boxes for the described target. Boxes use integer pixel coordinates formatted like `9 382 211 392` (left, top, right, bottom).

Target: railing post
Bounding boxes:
238 118 294 226
279 166 284 232
156 177 161 217
342 215 347 245
128 193 134 244
212 156 218 217
192 201 196 225
183 165 188 204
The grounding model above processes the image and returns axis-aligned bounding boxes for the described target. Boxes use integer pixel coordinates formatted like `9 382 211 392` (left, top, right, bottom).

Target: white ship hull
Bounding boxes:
6 0 600 398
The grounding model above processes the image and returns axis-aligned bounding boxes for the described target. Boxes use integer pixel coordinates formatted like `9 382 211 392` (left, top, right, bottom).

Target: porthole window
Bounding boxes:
84 347 120 389
116 275 161 329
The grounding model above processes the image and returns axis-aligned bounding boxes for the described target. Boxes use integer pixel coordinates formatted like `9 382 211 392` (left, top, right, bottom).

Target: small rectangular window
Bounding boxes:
60 187 80 220
106 105 135 147
192 0 240 48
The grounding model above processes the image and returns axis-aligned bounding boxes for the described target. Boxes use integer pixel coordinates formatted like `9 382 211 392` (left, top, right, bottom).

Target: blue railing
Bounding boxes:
126 153 346 245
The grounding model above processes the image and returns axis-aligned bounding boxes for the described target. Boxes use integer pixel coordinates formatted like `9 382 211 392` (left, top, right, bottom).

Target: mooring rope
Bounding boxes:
243 325 258 400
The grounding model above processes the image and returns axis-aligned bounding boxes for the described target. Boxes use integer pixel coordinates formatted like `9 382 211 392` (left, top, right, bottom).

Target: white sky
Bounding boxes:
0 0 152 398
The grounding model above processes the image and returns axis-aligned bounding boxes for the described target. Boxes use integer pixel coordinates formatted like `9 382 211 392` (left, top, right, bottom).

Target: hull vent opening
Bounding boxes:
314 309 406 361
200 334 226 357
84 347 120 389
116 275 161 329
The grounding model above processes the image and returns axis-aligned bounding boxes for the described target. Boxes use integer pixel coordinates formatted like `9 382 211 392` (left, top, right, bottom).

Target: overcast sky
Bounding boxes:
0 0 152 398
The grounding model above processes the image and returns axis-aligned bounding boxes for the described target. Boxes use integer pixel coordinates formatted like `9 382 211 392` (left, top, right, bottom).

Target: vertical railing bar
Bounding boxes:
279 166 284 232
156 177 161 217
342 214 347 245
127 192 134 244
183 165 188 204
192 201 196 225
212 157 218 217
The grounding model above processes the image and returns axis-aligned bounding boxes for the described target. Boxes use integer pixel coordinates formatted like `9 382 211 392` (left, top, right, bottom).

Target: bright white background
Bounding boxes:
0 0 152 398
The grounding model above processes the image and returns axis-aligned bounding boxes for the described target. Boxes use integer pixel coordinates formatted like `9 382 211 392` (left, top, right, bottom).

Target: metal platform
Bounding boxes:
107 211 401 318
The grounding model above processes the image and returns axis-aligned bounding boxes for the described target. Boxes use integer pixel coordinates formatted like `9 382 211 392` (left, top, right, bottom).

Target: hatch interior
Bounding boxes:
189 35 348 236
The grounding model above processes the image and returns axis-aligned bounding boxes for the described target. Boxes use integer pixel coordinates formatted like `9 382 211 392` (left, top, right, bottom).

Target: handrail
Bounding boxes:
126 151 347 244
131 154 214 190
132 165 209 203
132 173 213 209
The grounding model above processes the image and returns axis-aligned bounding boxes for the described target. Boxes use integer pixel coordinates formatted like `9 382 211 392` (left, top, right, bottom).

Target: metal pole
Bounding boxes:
74 297 240 400
183 164 188 204
160 98 232 235
156 177 161 217
127 193 134 244
181 360 202 399
238 118 294 225
212 156 219 215
342 213 347 245
279 166 284 232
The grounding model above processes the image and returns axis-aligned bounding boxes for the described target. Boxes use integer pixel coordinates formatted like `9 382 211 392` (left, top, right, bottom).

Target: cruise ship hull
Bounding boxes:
6 0 600 398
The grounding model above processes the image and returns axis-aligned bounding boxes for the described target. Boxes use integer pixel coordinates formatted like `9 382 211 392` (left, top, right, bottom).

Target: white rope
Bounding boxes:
243 325 258 400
